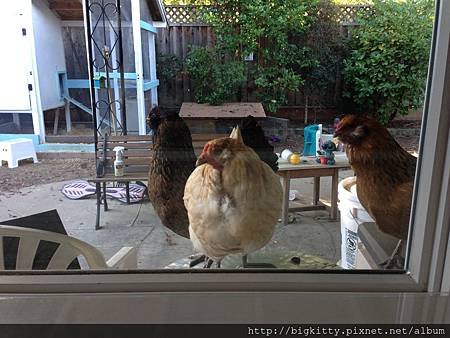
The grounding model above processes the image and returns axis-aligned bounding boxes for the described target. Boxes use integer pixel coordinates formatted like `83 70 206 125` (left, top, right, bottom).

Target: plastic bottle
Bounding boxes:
113 146 125 176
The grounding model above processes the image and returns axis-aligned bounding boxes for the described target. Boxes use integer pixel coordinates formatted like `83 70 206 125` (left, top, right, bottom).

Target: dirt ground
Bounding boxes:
0 158 95 197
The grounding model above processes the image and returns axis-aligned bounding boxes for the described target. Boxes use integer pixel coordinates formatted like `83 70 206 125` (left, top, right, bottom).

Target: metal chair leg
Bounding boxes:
95 182 101 230
102 182 108 211
126 182 130 204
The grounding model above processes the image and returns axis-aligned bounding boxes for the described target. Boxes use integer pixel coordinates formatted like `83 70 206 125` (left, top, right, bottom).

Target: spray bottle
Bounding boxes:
113 146 125 177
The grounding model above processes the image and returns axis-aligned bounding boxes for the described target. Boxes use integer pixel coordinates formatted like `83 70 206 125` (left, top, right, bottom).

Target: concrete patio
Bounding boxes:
0 169 354 269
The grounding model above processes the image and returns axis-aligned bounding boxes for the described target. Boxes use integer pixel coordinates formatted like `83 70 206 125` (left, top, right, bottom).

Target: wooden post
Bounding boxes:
313 177 320 206
330 169 339 220
132 0 146 135
281 174 290 226
53 108 60 135
64 100 72 133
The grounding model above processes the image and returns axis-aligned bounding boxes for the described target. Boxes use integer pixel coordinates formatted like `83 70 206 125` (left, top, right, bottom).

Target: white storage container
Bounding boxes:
338 176 374 269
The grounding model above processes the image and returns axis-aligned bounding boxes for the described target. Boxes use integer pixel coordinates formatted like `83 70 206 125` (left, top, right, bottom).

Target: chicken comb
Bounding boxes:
335 120 344 133
229 126 243 143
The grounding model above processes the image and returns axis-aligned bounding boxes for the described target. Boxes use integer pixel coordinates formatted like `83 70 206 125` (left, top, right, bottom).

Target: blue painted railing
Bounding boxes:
140 20 157 34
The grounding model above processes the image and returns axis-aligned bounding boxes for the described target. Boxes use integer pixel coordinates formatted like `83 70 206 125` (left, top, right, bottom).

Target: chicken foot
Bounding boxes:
189 254 221 268
204 258 214 268
241 255 276 269
379 240 405 270
189 254 206 267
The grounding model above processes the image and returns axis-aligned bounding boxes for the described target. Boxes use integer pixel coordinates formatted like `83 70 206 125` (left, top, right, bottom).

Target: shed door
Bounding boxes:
0 4 32 111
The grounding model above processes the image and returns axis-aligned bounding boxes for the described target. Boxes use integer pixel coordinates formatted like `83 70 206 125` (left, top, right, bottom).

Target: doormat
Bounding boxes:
61 180 147 204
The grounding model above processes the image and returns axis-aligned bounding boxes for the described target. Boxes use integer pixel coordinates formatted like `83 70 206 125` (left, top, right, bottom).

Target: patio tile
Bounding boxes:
267 211 341 263
68 227 155 248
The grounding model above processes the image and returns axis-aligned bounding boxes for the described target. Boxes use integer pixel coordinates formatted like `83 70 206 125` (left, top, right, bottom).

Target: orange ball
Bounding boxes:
289 153 301 165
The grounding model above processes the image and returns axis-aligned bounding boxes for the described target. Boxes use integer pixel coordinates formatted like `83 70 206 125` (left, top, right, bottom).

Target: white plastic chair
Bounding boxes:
0 225 137 270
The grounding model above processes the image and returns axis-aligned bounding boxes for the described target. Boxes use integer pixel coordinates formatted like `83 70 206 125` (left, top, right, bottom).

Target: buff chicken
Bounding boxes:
184 127 283 268
334 115 417 269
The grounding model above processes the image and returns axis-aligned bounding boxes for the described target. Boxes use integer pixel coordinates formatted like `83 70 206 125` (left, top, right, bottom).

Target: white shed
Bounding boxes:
0 0 167 145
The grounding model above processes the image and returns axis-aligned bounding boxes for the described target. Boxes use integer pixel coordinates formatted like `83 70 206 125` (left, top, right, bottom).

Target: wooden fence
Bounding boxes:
156 5 373 111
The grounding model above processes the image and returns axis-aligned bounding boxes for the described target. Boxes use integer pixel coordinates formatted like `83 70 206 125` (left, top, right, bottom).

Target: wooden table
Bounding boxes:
277 156 351 225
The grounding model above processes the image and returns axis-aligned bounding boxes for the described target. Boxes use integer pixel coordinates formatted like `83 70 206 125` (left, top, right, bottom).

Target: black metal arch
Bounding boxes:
84 0 128 157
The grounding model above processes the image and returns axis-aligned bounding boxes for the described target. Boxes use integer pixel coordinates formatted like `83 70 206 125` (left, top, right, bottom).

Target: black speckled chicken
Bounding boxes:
148 109 196 238
240 115 278 172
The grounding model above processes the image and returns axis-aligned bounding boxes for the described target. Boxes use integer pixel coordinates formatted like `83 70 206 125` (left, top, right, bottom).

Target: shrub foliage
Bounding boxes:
343 0 434 123
185 0 344 112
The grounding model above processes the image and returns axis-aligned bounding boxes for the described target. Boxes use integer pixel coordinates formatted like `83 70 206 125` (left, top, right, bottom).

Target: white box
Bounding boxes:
0 138 38 168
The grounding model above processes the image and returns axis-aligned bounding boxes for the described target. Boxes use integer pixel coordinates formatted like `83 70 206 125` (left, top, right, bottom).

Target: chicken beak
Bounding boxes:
196 154 207 167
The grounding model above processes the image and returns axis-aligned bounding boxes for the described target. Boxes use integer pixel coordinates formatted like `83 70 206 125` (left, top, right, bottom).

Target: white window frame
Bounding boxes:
0 0 448 296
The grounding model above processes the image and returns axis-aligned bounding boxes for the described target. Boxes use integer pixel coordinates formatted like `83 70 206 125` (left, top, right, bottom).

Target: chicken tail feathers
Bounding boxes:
240 115 279 172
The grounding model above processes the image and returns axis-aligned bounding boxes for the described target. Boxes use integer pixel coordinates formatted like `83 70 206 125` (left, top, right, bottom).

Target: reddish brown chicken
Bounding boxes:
334 115 417 268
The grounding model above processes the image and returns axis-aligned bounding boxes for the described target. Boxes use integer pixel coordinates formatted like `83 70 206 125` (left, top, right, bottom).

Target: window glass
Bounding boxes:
0 0 438 274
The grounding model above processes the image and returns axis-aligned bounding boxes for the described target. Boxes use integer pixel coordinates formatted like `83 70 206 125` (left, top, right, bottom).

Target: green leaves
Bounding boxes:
343 0 434 123
156 54 182 82
185 0 329 112
185 47 245 105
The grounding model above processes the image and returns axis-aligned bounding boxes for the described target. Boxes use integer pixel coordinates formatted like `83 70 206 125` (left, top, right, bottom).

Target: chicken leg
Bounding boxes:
204 257 214 268
189 253 206 267
189 254 220 269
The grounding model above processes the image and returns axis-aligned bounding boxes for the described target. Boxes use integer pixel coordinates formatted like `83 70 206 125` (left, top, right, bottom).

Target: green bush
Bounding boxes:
182 0 333 112
185 47 245 105
343 0 434 123
156 54 182 83
302 0 344 107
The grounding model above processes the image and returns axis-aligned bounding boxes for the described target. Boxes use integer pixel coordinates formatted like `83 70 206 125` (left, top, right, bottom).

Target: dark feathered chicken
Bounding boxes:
334 115 417 268
240 115 278 172
147 106 161 147
148 108 196 238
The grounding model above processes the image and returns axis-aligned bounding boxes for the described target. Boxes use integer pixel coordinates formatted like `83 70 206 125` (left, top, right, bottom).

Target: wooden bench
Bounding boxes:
89 133 227 230
89 135 153 230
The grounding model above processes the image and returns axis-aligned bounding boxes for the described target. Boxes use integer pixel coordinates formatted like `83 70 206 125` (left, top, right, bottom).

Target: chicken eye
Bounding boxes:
351 125 368 138
212 148 223 157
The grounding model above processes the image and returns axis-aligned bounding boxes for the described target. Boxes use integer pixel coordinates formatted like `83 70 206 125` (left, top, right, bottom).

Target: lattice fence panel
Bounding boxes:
337 5 374 26
164 5 373 26
165 5 210 25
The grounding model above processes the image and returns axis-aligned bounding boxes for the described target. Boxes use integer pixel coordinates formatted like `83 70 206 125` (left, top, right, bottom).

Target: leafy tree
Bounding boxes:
302 0 345 110
156 54 182 83
186 0 325 112
333 0 372 4
185 47 245 105
164 1 212 5
343 0 434 123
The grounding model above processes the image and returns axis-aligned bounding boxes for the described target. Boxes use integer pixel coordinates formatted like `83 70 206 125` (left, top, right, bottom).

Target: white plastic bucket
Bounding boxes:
338 177 374 269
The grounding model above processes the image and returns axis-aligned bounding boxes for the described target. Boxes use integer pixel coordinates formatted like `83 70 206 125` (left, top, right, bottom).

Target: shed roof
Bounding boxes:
49 0 83 21
49 0 167 24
